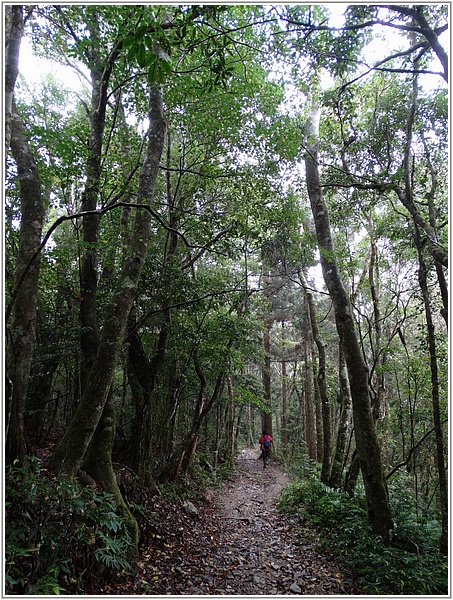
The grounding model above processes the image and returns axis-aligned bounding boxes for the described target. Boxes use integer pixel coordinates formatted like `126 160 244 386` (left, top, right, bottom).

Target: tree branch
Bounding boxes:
386 420 448 480
6 202 237 319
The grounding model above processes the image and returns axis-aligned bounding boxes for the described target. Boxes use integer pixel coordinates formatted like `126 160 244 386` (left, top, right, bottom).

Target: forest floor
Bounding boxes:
102 448 365 595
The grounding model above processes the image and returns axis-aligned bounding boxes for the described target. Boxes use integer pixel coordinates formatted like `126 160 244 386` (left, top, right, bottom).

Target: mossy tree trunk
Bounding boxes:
5 5 45 463
6 97 45 463
304 106 392 543
51 84 166 485
82 393 140 552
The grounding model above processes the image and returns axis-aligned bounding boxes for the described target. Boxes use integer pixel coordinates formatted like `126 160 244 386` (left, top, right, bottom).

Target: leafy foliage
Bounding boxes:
278 478 447 595
6 4 448 593
5 457 133 595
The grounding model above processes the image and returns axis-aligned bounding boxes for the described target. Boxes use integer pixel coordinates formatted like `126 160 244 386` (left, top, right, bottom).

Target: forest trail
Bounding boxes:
106 449 364 595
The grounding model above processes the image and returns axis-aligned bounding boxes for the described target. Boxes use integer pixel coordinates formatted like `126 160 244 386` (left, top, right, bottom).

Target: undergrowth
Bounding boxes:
5 457 133 595
152 453 235 507
278 477 448 595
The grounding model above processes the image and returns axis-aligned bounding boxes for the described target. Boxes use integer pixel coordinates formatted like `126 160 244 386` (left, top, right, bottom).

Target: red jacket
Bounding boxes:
259 434 273 451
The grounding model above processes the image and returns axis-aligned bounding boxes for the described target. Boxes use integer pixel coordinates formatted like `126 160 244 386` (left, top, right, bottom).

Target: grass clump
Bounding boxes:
278 477 448 595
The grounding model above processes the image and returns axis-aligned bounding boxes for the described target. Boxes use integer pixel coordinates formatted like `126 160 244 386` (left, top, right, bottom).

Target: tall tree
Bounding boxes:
300 271 331 482
304 103 392 542
329 344 352 488
51 83 166 477
261 273 274 437
402 54 447 554
303 325 316 461
5 5 45 463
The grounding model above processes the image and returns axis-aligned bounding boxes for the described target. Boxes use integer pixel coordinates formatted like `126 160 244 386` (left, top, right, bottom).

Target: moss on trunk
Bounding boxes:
83 394 139 554
304 107 392 543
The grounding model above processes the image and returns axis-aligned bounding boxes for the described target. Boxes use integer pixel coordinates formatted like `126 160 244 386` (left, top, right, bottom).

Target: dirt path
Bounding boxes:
105 449 364 595
198 448 362 595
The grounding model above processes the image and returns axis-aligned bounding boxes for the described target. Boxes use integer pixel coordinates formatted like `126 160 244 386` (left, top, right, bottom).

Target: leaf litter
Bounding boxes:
100 448 365 595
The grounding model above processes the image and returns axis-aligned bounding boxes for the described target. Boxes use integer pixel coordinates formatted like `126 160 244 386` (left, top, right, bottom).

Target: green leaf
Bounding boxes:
136 43 148 68
122 34 137 48
143 34 155 51
135 24 148 39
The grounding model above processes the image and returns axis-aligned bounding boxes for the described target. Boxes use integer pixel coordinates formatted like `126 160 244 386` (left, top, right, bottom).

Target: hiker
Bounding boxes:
259 430 273 468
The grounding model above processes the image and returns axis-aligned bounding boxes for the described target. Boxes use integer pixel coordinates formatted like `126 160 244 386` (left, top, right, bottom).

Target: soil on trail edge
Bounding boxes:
106 449 364 596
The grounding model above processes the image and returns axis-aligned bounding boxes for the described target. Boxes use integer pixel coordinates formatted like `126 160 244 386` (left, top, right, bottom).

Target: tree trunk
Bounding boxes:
281 359 288 450
313 355 323 463
160 291 251 481
345 449 360 496
5 5 23 153
421 133 448 327
414 211 448 557
78 14 111 390
6 82 45 462
262 317 273 435
367 217 385 422
225 377 236 465
126 328 151 470
303 275 331 483
26 345 60 442
329 344 352 488
51 83 166 479
261 273 274 435
161 370 226 482
304 106 392 542
303 338 316 460
402 53 447 554
127 125 179 477
81 393 140 552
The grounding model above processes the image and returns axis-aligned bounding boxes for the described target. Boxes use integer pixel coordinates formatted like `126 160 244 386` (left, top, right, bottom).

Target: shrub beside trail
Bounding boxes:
277 477 448 595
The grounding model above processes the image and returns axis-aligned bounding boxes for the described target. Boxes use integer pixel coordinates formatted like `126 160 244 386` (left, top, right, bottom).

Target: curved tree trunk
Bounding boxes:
304 106 392 543
82 393 140 551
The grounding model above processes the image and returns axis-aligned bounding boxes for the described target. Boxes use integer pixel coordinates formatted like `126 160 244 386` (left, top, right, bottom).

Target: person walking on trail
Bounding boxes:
259 430 273 468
